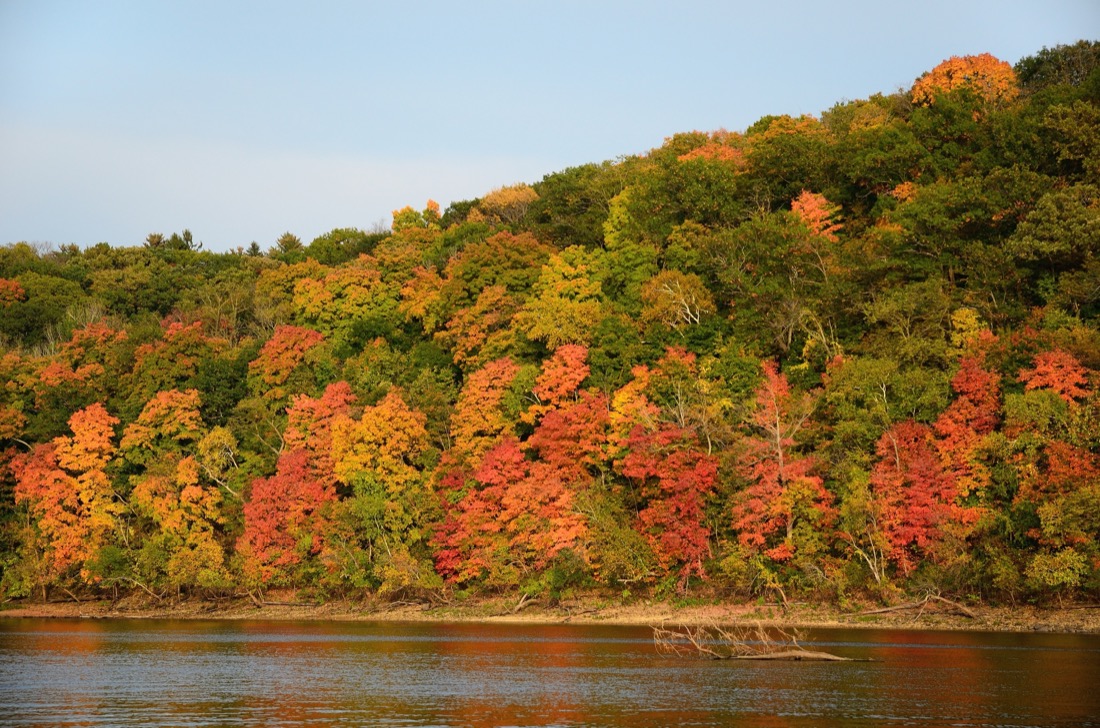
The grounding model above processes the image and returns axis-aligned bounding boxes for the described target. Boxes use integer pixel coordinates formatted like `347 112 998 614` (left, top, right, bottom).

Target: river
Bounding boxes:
0 618 1097 726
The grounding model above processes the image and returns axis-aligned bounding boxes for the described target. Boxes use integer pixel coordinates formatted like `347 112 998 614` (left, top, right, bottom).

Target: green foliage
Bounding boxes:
2 39 1099 606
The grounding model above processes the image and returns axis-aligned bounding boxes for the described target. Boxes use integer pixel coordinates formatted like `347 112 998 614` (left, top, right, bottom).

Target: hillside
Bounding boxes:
2 41 1099 609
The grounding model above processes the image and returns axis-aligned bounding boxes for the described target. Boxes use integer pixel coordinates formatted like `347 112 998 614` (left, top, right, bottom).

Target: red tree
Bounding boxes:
731 361 833 562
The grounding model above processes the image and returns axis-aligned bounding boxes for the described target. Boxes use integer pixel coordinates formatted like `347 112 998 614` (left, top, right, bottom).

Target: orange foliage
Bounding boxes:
435 285 518 368
12 403 120 581
468 184 539 227
731 361 833 562
1019 349 1091 403
448 357 521 467
934 355 1001 498
0 277 26 305
677 130 746 167
910 53 1018 107
399 266 446 332
791 190 843 241
248 325 326 403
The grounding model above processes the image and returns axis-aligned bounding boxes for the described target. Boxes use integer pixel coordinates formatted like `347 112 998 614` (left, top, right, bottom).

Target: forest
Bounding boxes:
1 42 1098 608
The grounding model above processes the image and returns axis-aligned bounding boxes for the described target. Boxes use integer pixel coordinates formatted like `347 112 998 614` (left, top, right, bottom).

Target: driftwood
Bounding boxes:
859 594 976 619
246 591 317 608
653 622 863 662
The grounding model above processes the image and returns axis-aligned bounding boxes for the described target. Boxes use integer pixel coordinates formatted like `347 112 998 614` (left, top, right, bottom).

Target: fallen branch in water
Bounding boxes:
859 594 976 619
653 622 863 662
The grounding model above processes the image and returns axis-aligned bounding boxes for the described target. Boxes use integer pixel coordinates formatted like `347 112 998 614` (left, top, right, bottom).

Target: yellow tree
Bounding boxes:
121 389 228 593
640 269 716 333
515 247 605 348
469 184 539 227
331 390 438 595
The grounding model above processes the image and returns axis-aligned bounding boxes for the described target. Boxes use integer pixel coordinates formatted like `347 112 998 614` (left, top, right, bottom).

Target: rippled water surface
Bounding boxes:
1 618 1098 726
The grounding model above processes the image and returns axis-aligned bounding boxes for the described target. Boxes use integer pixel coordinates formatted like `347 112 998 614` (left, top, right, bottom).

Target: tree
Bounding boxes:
435 285 519 369
0 278 25 306
618 423 717 588
870 421 973 575
121 390 228 593
12 403 120 592
238 382 355 586
933 352 1001 499
730 361 833 564
640 269 715 333
515 247 605 348
1019 349 1090 403
469 184 539 227
791 190 843 241
911 53 1019 108
292 255 400 351
330 390 438 594
1015 40 1100 93
124 321 226 415
247 325 328 406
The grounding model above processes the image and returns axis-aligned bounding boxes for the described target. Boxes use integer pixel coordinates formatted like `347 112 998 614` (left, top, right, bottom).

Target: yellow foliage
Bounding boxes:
469 184 538 227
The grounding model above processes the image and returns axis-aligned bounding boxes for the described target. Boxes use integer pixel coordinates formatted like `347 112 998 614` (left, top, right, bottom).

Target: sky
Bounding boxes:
1 1 1097 252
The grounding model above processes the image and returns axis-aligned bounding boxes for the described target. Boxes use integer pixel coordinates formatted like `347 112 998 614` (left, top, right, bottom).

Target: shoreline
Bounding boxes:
3 596 1098 634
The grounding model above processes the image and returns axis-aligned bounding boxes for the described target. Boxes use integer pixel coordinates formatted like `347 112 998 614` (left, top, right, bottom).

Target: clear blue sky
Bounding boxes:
1 1 1096 252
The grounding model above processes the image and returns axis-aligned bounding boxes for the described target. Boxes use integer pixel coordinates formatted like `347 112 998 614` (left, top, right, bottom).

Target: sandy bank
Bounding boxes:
3 595 1098 634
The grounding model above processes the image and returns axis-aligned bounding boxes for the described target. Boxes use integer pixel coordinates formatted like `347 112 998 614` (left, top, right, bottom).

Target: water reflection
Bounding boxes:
0 618 1098 727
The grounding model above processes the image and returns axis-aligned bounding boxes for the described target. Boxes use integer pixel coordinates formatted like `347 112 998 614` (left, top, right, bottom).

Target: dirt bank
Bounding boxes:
3 594 1098 634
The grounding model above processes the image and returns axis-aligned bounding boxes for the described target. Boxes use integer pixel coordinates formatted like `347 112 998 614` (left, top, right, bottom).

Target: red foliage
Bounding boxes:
934 355 1001 498
619 425 717 584
731 361 833 562
1019 349 1091 403
248 325 326 402
527 390 609 472
871 421 975 575
238 448 337 583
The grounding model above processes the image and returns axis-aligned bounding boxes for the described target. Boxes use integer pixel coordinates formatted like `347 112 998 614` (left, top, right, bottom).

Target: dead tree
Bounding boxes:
653 622 860 661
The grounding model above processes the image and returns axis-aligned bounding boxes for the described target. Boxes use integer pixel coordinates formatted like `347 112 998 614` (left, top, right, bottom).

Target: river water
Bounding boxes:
0 618 1097 726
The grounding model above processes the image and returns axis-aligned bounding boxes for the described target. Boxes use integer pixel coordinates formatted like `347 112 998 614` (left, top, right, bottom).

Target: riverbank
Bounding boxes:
3 593 1099 633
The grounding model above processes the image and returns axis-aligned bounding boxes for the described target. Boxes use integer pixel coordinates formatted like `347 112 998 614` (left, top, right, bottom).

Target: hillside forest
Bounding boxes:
2 42 1099 608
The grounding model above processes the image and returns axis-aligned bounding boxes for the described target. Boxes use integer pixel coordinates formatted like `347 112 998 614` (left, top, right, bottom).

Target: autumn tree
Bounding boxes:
330 389 439 595
640 269 716 334
247 325 329 406
1019 349 1090 403
432 358 524 582
292 255 401 351
911 53 1019 108
617 423 717 590
121 390 228 594
469 184 539 227
730 361 833 566
238 382 355 587
514 247 605 348
870 421 971 576
12 403 121 595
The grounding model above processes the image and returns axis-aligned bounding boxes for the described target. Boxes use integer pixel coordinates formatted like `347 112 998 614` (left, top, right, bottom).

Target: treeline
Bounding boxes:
1 42 1099 606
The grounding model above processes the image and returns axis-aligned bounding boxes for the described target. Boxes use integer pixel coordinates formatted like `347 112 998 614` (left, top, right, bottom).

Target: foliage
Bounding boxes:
2 39 1099 605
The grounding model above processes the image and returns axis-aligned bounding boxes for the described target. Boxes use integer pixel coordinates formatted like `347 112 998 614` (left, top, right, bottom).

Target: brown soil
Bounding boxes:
3 593 1098 634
